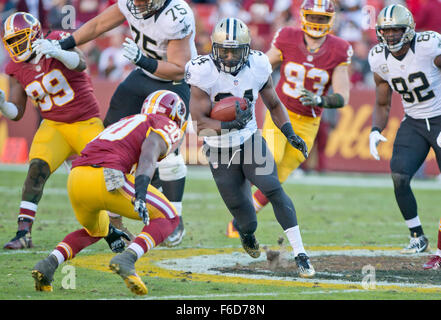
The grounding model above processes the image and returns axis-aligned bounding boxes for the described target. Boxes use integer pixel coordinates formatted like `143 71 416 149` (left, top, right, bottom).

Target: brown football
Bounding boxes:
210 96 248 122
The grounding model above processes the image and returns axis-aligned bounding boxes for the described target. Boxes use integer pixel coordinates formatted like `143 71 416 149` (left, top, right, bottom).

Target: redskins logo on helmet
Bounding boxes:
126 0 167 19
211 17 251 74
300 0 336 38
141 90 188 131
2 12 42 63
376 4 415 53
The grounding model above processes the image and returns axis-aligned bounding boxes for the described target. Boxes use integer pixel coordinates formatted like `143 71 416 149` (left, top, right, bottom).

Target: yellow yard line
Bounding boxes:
71 247 441 294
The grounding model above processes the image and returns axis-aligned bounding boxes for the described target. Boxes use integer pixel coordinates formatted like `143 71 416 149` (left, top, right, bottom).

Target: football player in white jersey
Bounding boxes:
186 18 315 278
55 0 198 246
368 4 441 256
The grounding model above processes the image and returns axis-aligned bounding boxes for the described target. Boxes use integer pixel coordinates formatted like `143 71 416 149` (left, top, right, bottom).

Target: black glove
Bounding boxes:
104 224 131 253
280 122 308 159
221 100 253 130
288 134 308 159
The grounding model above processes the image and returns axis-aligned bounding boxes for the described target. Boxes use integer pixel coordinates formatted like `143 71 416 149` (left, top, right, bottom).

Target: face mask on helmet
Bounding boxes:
141 90 187 131
211 18 251 74
300 0 335 38
126 0 166 19
376 4 415 53
2 12 42 62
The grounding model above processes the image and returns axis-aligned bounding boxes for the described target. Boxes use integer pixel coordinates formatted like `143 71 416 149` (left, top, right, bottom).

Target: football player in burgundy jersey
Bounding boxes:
225 0 353 238
0 12 107 249
31 90 187 295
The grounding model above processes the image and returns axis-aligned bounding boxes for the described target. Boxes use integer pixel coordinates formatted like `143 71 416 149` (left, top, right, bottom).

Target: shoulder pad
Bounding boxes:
185 55 218 90
415 31 441 55
248 50 272 83
162 0 195 39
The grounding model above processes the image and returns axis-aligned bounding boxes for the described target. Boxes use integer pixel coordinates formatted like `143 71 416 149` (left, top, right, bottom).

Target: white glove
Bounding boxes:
32 39 62 59
0 89 5 108
369 130 387 160
122 37 142 64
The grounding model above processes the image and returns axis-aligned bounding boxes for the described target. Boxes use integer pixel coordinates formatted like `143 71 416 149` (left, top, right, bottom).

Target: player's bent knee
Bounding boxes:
158 153 187 181
25 159 51 190
391 172 411 190
236 219 257 235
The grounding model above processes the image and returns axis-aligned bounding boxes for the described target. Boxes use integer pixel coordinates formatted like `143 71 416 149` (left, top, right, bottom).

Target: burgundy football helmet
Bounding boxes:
300 0 336 38
141 90 187 130
2 12 42 62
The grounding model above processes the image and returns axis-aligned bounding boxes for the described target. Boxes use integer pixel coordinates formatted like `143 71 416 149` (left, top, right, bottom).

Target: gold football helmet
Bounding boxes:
300 0 336 38
211 17 251 74
376 4 415 52
126 0 167 19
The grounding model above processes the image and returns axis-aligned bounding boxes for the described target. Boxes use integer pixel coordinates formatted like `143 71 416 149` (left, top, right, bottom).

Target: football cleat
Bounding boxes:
31 254 58 292
109 249 148 295
4 229 33 249
295 253 316 278
234 220 260 258
423 255 441 270
401 233 429 254
163 216 186 247
226 220 239 238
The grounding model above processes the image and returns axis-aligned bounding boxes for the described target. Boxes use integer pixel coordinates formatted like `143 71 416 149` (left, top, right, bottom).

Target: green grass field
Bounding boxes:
1 164 441 301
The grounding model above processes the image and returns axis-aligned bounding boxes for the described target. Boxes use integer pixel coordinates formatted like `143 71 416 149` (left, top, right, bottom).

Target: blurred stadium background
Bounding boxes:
1 0 441 178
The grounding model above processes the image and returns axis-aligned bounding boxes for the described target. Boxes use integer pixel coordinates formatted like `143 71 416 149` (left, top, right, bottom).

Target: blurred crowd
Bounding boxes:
1 0 441 86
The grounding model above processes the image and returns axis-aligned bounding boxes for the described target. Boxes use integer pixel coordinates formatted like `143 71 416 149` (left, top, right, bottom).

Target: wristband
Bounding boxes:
322 93 345 109
136 55 158 74
59 35 76 50
371 127 382 133
134 174 151 201
280 122 295 139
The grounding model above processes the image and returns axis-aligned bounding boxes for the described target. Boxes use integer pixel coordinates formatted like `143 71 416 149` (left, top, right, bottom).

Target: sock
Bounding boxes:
284 225 306 256
18 201 38 224
54 228 102 261
405 216 424 237
252 189 269 212
129 217 179 259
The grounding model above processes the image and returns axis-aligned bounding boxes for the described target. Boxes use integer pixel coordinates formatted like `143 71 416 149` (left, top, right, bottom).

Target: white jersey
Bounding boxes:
368 31 441 119
185 51 272 148
118 0 197 81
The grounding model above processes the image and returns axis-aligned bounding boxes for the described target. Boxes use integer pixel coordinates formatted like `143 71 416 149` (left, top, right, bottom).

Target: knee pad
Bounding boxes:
391 172 411 190
157 153 187 181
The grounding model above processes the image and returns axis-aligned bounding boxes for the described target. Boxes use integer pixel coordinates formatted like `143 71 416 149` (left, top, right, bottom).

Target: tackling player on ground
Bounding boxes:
225 0 352 238
0 12 120 250
32 90 187 295
186 17 315 278
54 0 198 246
368 4 441 255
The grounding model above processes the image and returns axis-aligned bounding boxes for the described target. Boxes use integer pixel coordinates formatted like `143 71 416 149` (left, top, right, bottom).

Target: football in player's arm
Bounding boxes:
368 4 441 261
1 12 106 250
54 0 198 247
186 17 315 278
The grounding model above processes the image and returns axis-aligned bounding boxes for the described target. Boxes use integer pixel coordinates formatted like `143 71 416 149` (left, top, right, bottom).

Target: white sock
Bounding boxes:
171 202 182 217
128 243 144 260
51 249 65 265
405 216 421 229
284 225 307 256
436 249 441 257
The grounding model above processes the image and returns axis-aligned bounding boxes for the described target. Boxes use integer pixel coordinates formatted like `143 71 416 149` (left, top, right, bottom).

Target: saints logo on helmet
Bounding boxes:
376 4 415 53
300 0 336 38
2 12 42 62
126 0 167 19
211 17 251 74
141 90 187 131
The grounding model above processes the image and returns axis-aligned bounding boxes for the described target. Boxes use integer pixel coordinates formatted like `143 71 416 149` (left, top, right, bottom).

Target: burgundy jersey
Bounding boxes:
72 114 183 173
5 31 100 123
273 28 352 117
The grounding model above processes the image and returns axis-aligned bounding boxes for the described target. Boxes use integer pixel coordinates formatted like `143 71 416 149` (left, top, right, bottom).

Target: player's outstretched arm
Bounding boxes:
0 77 27 121
59 4 125 50
134 131 169 225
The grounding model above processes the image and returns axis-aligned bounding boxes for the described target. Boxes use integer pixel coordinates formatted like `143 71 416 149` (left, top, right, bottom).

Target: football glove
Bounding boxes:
369 130 387 160
288 134 308 159
299 88 323 107
122 37 142 64
104 224 131 253
32 39 62 59
134 198 149 225
221 101 253 130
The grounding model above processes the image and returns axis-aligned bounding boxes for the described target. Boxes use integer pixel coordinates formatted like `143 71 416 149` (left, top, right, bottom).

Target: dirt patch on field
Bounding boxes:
214 247 441 285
